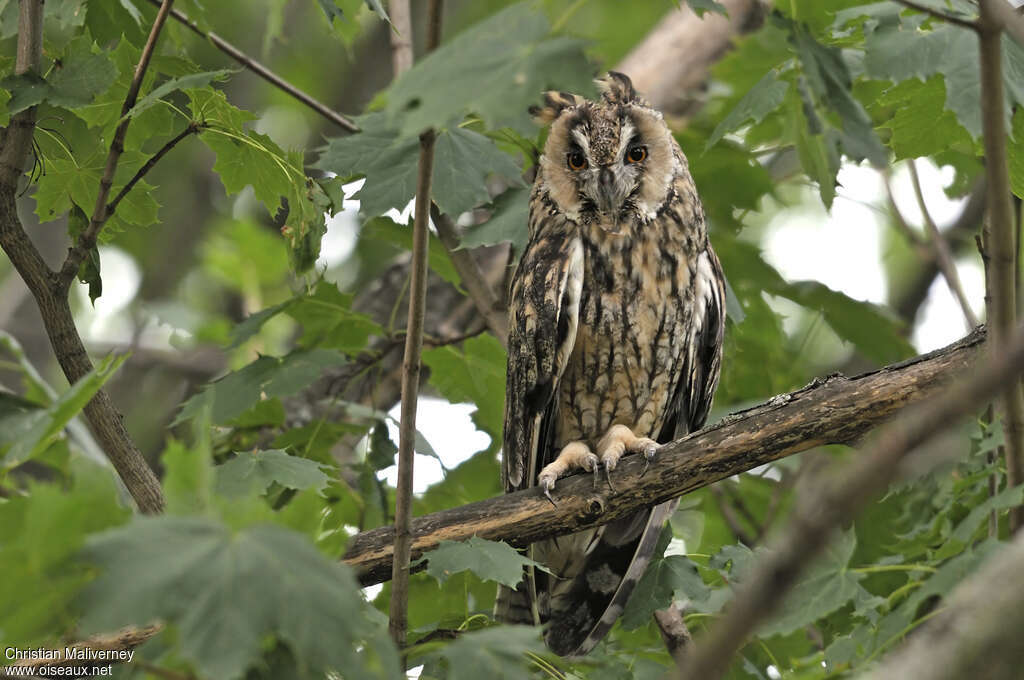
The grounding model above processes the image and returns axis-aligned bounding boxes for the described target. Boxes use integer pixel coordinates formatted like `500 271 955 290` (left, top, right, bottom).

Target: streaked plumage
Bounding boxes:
496 72 726 656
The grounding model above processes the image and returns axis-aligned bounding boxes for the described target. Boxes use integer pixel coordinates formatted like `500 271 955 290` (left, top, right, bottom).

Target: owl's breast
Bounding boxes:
555 232 695 446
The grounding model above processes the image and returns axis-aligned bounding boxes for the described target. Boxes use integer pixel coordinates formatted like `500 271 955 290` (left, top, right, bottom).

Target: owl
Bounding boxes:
495 72 726 656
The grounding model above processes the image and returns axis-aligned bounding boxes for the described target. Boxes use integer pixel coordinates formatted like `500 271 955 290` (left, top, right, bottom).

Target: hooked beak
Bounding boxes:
594 166 628 233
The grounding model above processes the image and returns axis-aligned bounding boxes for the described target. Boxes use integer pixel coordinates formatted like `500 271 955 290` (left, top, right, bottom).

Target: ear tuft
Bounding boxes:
596 71 637 105
530 90 587 124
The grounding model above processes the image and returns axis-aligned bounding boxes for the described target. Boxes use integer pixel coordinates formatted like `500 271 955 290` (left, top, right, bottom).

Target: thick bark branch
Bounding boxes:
616 0 769 117
344 329 986 585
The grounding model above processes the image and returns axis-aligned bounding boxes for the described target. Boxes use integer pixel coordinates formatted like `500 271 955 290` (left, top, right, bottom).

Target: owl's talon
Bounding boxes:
539 475 557 506
605 465 616 493
592 466 600 490
640 442 658 476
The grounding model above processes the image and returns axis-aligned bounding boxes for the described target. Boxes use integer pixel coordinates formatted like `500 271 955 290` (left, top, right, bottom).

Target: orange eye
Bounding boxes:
567 150 588 171
627 145 646 163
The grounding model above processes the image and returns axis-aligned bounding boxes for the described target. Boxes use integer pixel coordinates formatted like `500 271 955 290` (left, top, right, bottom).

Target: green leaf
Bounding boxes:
759 529 861 636
0 463 130 646
423 626 544 680
790 24 887 166
687 0 728 17
707 70 790 150
874 76 973 160
620 554 711 629
431 127 524 216
2 36 117 114
421 334 506 449
128 69 233 119
415 536 547 588
865 22 1024 139
33 148 160 239
385 2 593 135
316 116 522 219
174 349 346 426
66 205 102 303
215 449 335 497
0 354 127 468
287 281 384 351
361 216 462 288
79 518 399 679
364 0 390 23
459 186 530 254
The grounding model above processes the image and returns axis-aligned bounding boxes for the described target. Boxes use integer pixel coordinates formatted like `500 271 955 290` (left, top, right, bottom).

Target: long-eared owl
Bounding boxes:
496 72 726 656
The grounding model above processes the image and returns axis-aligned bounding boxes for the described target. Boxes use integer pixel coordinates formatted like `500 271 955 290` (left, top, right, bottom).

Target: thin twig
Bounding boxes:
907 160 980 329
144 0 359 133
892 0 979 30
979 0 1024 532
677 322 1024 680
430 204 510 346
106 122 204 218
59 0 176 292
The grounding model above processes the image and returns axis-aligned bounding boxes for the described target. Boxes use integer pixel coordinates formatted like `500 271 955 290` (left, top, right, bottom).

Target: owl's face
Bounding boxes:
535 73 679 235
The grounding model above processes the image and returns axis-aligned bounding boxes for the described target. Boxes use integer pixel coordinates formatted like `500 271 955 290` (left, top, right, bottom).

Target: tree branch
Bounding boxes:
984 0 1024 47
106 122 204 219
4 329 997 670
678 321 1024 680
343 329 986 586
0 2 165 513
430 204 509 346
143 0 359 133
979 0 1024 531
390 127 436 645
907 160 980 328
59 0 176 292
892 0 979 31
616 0 769 117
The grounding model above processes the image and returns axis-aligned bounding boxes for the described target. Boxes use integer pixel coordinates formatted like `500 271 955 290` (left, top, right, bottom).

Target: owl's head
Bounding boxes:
532 72 680 235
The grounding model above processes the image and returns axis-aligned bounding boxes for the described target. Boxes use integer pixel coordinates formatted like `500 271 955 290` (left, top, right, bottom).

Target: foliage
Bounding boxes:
1 0 1021 678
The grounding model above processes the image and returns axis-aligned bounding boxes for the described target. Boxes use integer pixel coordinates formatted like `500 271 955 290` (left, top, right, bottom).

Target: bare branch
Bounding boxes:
907 160 980 329
430 205 510 346
387 0 443 647
389 127 436 646
59 0 177 292
106 122 204 219
979 0 1024 531
654 603 693 670
892 0 979 30
344 329 986 586
677 323 1024 680
144 0 359 133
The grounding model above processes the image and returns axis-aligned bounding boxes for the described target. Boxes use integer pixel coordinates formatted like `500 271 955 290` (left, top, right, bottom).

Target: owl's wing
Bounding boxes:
661 245 727 441
502 231 584 492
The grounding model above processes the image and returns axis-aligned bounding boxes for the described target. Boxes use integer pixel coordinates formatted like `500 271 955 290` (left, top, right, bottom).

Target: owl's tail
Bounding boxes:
494 581 537 625
494 500 677 657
